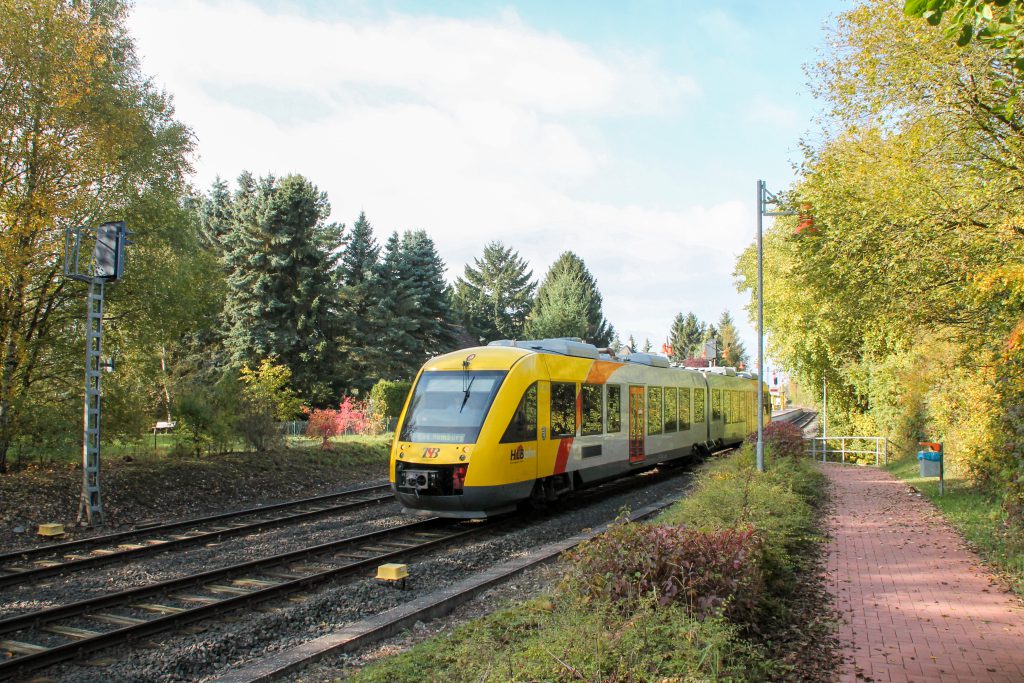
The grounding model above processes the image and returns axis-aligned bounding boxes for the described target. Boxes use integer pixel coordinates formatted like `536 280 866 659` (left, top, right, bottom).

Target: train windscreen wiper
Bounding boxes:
459 376 475 413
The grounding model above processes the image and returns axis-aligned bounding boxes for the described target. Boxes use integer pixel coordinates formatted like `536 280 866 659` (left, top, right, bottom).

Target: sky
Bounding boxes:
129 0 850 364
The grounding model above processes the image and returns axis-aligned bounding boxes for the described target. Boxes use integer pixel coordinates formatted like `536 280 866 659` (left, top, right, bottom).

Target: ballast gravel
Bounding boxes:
16 467 698 683
0 499 406 620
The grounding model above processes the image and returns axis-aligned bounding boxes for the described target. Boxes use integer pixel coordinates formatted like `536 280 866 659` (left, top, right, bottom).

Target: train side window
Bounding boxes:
712 389 722 421
724 391 733 423
581 383 603 436
606 384 622 433
550 382 577 438
664 387 678 432
692 388 704 424
647 386 663 435
500 383 537 443
679 387 691 429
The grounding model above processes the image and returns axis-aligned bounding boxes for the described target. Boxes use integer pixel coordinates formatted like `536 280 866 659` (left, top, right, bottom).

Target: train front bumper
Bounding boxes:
391 480 534 519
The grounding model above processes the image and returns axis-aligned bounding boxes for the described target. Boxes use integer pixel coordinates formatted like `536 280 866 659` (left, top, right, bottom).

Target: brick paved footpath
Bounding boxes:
824 463 1024 683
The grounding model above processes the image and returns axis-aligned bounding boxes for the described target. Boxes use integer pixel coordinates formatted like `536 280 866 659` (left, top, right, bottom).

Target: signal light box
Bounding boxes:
92 221 128 281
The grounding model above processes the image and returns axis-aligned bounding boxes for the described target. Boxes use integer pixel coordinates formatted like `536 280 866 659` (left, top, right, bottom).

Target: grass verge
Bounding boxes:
886 456 1024 594
346 426 838 682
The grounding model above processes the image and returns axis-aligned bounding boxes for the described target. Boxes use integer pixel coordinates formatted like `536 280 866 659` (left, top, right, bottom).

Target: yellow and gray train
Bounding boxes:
389 338 770 518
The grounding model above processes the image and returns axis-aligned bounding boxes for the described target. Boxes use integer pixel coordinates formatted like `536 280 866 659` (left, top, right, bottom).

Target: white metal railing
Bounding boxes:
805 436 889 466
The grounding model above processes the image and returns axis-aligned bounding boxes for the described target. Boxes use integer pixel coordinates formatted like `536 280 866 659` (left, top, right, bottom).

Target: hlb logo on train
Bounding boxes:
509 445 535 463
422 447 440 459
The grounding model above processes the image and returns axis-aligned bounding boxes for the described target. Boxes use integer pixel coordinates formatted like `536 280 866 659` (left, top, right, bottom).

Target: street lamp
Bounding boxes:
756 181 796 473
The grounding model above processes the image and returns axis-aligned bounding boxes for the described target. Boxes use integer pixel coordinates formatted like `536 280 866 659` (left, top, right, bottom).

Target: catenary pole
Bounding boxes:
754 180 796 473
756 180 765 473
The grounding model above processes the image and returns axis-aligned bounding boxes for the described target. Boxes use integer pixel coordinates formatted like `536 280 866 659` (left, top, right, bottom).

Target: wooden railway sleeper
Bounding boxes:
171 594 219 605
206 584 256 596
0 639 47 655
131 603 187 615
41 625 101 640
84 613 147 626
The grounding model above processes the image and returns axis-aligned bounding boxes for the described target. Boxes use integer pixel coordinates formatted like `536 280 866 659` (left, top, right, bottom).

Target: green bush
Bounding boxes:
172 374 241 456
658 447 826 597
369 379 412 420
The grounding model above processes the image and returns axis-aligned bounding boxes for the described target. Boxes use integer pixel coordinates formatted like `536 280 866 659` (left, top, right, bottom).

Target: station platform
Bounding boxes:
824 463 1024 682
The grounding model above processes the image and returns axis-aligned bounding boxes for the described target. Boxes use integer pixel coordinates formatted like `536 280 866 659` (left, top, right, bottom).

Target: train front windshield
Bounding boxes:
399 370 507 444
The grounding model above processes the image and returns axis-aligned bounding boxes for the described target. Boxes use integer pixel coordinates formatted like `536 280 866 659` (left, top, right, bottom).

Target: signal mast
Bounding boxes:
63 222 130 526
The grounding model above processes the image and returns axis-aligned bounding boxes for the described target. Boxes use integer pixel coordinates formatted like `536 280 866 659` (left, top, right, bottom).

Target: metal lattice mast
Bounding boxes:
756 180 797 473
65 220 127 527
78 280 105 525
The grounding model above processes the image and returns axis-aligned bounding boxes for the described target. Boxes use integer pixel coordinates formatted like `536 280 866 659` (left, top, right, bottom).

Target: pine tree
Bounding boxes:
642 338 653 353
718 311 748 368
452 242 536 342
336 212 382 392
522 270 591 340
197 176 233 255
610 333 623 354
626 334 637 353
370 232 420 380
667 312 704 361
220 173 342 404
398 230 458 360
526 252 614 345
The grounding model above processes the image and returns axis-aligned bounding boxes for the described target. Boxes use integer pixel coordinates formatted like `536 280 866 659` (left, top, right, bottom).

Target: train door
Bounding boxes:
628 385 645 464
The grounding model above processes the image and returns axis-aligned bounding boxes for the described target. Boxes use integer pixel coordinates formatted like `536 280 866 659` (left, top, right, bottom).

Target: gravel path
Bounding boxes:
26 467 696 683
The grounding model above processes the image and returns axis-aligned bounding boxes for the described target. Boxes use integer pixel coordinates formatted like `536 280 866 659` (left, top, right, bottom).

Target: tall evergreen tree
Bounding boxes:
335 212 382 392
399 230 458 357
610 332 623 354
717 311 748 368
370 232 420 380
526 252 614 345
522 270 591 340
452 242 536 342
667 312 704 361
197 176 233 256
220 173 342 404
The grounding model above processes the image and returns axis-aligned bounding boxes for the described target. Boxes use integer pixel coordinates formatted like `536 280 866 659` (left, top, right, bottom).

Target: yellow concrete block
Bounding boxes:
38 523 65 537
376 563 409 581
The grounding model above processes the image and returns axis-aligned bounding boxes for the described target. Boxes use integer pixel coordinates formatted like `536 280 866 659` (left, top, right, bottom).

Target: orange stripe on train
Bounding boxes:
554 437 573 475
585 360 624 384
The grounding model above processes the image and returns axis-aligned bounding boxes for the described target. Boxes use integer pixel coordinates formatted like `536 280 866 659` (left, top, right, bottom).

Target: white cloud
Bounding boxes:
130 0 751 350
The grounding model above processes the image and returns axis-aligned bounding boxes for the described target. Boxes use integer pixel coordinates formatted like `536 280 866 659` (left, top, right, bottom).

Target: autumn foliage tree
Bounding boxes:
736 0 1024 519
0 0 194 471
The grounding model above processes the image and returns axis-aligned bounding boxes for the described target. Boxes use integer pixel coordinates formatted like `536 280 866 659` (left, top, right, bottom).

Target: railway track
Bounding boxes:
0 460 706 681
774 408 817 431
0 516 482 681
0 415 801 680
0 483 394 590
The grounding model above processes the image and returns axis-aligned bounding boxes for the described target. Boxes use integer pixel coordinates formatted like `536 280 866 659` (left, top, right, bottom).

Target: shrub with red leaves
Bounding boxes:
305 397 380 449
562 518 763 622
745 421 805 458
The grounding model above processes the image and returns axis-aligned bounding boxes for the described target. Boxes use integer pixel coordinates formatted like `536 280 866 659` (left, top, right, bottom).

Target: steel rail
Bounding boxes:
0 483 393 589
0 517 482 681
